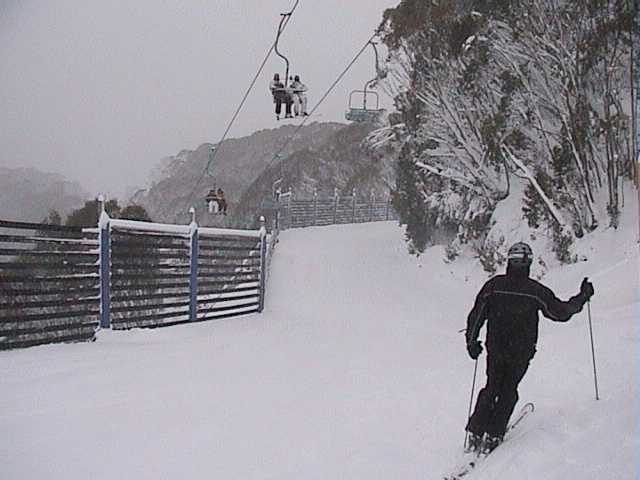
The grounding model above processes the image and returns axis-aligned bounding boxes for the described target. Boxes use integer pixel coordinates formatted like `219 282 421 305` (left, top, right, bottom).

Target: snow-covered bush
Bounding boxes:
476 234 506 275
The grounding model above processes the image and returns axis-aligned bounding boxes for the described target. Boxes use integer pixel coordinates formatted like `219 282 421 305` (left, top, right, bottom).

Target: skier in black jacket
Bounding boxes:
465 242 594 454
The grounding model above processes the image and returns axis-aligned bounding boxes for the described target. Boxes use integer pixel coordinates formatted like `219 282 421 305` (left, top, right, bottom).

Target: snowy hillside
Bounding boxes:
234 121 394 227
139 121 394 229
137 123 344 226
1 210 637 479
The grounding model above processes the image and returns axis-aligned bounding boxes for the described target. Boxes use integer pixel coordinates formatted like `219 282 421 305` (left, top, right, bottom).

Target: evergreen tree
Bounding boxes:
65 199 121 227
119 204 152 222
42 209 62 226
65 199 152 226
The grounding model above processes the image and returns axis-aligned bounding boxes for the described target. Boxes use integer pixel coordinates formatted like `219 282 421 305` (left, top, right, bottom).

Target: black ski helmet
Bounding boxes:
294 75 300 82
507 242 533 266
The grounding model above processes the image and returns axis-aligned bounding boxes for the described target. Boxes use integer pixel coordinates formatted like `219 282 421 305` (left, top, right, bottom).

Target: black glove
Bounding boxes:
467 340 483 360
580 277 594 301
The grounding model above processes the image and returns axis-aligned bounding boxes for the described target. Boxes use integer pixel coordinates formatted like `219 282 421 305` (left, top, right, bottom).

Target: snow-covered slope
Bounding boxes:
0 207 637 479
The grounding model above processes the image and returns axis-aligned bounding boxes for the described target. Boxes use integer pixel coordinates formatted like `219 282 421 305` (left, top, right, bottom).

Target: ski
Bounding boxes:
443 402 535 480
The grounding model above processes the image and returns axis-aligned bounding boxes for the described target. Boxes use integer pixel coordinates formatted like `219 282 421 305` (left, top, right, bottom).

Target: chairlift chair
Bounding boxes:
205 188 228 215
270 4 309 120
345 40 386 123
205 189 221 214
345 90 385 123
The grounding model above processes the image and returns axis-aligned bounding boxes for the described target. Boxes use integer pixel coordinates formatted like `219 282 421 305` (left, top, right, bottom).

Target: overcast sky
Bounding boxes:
0 0 398 199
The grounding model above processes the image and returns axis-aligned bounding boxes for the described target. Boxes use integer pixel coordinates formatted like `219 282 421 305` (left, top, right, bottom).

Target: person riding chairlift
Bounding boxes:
290 75 309 117
205 188 228 215
269 73 293 120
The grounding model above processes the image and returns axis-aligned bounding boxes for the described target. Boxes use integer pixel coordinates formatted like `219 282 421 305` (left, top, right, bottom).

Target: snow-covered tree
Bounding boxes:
375 0 634 265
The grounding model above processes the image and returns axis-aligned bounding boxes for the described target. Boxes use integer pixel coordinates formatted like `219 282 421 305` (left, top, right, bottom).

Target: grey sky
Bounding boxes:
0 0 398 199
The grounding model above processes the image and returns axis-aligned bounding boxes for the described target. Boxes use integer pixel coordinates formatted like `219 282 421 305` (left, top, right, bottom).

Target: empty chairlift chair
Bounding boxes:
345 89 385 123
345 40 386 123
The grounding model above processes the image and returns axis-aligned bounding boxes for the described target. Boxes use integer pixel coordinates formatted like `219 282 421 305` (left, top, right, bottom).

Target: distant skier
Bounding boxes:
290 75 309 117
464 242 594 454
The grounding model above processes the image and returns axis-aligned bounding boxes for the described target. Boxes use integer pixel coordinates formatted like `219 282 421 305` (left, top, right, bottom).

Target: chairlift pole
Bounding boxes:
275 13 291 87
208 146 217 187
274 1 300 88
363 41 380 111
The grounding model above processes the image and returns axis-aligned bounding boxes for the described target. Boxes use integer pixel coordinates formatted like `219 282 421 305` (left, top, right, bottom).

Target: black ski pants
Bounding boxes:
466 350 532 437
275 97 292 116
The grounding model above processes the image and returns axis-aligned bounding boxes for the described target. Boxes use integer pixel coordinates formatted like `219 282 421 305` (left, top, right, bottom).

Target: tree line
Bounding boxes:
43 198 151 227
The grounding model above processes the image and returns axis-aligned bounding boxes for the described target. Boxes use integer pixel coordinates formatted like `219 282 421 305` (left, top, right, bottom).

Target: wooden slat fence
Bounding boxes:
197 229 263 322
103 218 267 330
0 212 269 349
278 192 398 230
0 220 100 349
110 224 192 329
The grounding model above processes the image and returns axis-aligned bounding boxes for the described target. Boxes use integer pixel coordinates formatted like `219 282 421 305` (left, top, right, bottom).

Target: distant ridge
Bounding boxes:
0 166 88 223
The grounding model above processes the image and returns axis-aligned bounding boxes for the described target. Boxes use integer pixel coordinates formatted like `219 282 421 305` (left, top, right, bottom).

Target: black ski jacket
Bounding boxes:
466 267 588 360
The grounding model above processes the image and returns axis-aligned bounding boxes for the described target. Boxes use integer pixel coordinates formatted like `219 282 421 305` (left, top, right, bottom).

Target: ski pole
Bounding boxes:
464 358 479 449
586 300 600 400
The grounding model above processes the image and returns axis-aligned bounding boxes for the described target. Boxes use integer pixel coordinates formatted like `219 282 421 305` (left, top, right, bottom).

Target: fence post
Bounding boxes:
333 187 339 225
386 195 391 220
98 195 111 329
258 216 268 313
188 207 199 322
274 188 281 232
286 188 292 229
313 189 318 226
352 188 357 223
370 190 375 222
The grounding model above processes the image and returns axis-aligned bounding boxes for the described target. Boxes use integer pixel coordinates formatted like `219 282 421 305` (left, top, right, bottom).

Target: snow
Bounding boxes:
199 226 264 239
109 218 191 236
1 205 638 479
106 219 263 239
